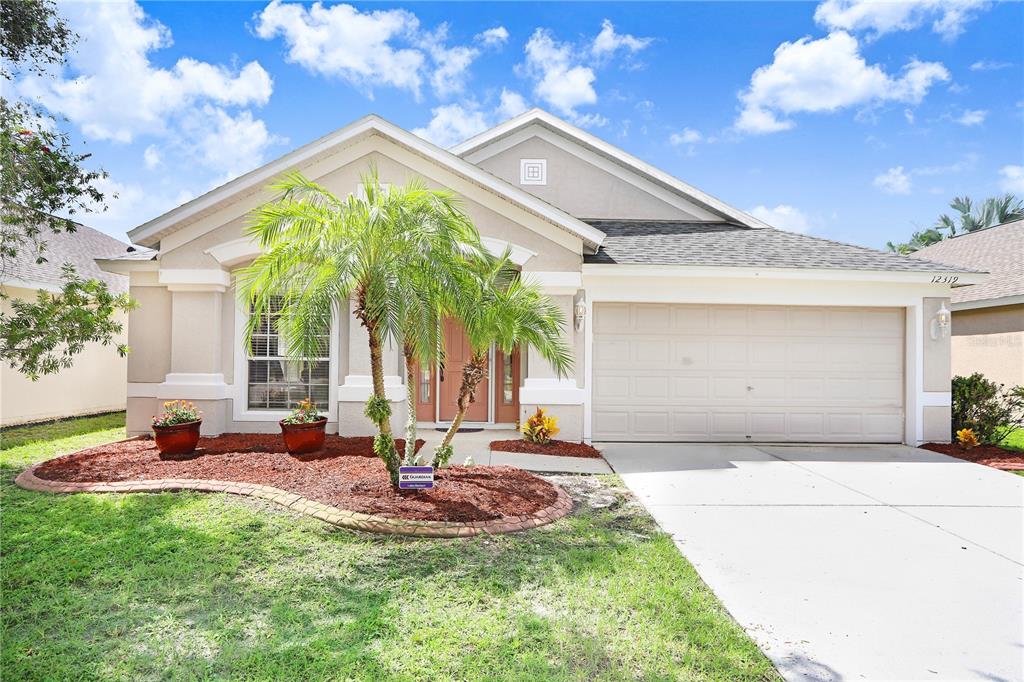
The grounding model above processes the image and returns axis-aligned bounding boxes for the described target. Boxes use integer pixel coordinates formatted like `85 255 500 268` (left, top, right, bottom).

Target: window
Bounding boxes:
419 367 431 403
502 351 514 404
247 296 330 411
519 159 547 185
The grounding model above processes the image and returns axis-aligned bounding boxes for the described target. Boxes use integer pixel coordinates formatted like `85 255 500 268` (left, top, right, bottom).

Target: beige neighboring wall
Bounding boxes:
473 134 715 221
951 304 1024 387
127 283 172 383
1 286 127 426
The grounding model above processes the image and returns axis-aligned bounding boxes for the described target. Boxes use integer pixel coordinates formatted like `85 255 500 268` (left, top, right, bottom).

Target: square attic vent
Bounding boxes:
520 159 547 185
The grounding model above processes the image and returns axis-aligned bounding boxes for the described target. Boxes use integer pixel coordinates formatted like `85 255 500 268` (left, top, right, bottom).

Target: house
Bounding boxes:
1 220 131 426
98 109 981 445
911 219 1023 388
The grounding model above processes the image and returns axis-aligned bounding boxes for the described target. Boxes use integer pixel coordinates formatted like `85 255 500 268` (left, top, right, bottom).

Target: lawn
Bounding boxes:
1 414 778 681
1000 427 1024 453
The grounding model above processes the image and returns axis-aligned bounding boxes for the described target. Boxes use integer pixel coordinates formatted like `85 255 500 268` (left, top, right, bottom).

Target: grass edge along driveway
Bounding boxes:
1 412 779 681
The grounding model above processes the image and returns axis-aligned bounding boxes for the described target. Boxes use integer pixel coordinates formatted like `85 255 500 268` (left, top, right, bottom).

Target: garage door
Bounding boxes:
592 303 904 442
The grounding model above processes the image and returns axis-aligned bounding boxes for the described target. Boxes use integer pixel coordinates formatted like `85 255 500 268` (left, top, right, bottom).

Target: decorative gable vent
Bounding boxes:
519 159 547 185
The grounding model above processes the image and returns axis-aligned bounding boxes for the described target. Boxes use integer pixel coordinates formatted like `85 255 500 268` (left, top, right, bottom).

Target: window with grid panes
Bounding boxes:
247 296 330 411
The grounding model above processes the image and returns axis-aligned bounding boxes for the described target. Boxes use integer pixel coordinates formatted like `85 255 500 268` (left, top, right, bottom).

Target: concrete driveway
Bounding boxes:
601 443 1024 682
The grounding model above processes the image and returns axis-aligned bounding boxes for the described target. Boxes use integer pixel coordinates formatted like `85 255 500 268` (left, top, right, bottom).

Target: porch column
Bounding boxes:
519 272 586 439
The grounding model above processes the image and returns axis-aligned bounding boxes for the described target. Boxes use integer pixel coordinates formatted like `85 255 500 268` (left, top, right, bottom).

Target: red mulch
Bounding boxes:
33 434 561 522
921 442 1024 470
489 439 603 459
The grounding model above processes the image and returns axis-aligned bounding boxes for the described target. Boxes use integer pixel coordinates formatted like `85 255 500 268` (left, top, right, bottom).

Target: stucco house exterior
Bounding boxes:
912 219 1023 388
2 221 129 426
99 109 980 445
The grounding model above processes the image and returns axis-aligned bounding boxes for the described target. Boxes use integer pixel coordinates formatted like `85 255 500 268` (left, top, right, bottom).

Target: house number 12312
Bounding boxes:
931 274 959 284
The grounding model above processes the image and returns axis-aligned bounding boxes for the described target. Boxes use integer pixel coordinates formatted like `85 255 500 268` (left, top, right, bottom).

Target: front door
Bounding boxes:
439 318 489 422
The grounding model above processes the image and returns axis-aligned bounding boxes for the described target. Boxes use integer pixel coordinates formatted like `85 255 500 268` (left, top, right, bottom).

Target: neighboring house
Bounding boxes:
99 110 981 445
911 219 1023 388
1 221 131 426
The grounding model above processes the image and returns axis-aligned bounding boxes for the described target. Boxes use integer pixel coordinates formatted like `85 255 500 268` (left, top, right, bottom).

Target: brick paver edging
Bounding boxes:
14 464 573 538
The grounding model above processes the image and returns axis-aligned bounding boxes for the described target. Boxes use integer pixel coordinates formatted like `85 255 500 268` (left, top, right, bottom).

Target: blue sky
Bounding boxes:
17 0 1024 250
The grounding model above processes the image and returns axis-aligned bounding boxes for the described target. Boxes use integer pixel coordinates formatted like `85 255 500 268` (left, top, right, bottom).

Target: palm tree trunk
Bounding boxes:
439 351 488 450
367 327 391 436
403 346 419 465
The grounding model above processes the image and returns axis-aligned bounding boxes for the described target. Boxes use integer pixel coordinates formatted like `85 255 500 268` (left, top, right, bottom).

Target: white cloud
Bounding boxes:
496 88 528 120
669 128 702 145
814 0 990 41
955 109 988 126
873 166 912 194
591 19 652 62
255 1 424 96
143 145 161 169
734 31 949 134
183 107 286 180
412 103 490 148
255 1 489 100
999 165 1024 193
969 60 1013 71
18 0 272 144
414 89 530 147
519 21 649 126
913 154 978 176
476 26 509 47
522 28 598 120
747 205 814 233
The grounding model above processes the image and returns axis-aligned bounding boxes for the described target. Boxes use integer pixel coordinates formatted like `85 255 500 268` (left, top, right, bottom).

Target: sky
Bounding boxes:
13 0 1024 251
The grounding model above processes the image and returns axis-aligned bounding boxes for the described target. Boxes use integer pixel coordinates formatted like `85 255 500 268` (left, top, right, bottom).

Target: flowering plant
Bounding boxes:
152 400 202 427
955 427 978 450
521 407 560 445
282 398 324 425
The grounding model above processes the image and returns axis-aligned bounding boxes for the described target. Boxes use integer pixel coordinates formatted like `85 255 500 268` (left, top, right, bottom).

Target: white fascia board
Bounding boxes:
452 108 771 229
128 114 605 251
95 258 159 275
0 277 62 293
158 268 232 288
951 294 1024 311
581 263 988 285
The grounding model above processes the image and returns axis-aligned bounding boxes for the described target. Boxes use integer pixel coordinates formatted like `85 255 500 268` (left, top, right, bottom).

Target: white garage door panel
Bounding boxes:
592 303 905 442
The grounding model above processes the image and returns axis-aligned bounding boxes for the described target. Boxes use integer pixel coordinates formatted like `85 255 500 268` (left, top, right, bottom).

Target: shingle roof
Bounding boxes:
909 219 1024 304
582 220 974 273
3 219 134 293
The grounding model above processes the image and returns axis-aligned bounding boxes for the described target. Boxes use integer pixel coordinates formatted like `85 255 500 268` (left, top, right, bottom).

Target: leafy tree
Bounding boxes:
237 169 482 486
432 255 572 466
1 0 133 378
887 194 1024 253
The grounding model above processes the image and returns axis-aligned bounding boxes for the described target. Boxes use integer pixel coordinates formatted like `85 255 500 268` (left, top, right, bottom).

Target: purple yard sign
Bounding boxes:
398 466 434 490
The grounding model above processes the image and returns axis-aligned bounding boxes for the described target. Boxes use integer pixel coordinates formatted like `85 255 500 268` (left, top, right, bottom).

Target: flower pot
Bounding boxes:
280 418 327 454
153 420 202 456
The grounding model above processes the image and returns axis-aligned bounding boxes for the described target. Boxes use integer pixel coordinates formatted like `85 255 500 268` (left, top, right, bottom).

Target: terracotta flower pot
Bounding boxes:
153 420 202 456
280 418 327 454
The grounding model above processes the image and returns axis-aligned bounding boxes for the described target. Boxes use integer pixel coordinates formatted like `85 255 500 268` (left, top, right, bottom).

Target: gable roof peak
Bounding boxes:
451 108 771 230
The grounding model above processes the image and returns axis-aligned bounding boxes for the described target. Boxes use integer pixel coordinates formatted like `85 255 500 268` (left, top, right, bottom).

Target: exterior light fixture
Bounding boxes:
574 299 587 331
930 302 951 340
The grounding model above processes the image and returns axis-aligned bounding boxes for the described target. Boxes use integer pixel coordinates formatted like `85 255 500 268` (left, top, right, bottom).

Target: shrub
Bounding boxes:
152 400 202 427
951 373 1024 445
522 407 560 445
281 398 323 425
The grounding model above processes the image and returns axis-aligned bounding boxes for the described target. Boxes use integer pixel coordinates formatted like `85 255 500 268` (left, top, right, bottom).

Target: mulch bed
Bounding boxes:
33 434 561 522
490 439 603 459
921 442 1024 470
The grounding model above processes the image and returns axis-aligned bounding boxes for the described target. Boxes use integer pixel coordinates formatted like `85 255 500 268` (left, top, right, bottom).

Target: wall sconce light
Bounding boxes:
573 299 587 331
930 302 951 340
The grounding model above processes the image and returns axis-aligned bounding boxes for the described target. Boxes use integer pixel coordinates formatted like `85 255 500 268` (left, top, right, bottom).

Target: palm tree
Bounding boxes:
935 194 1024 236
237 167 481 486
432 254 573 466
888 193 1023 253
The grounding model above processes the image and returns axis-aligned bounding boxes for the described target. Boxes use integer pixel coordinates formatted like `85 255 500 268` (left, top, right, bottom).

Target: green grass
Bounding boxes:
1000 427 1024 453
1 415 778 681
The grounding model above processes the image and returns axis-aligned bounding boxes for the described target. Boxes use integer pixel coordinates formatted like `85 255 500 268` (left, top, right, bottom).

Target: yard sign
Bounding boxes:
398 466 434 489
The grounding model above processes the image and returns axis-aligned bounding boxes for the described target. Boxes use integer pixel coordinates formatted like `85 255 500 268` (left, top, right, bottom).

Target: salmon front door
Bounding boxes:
439 318 489 422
